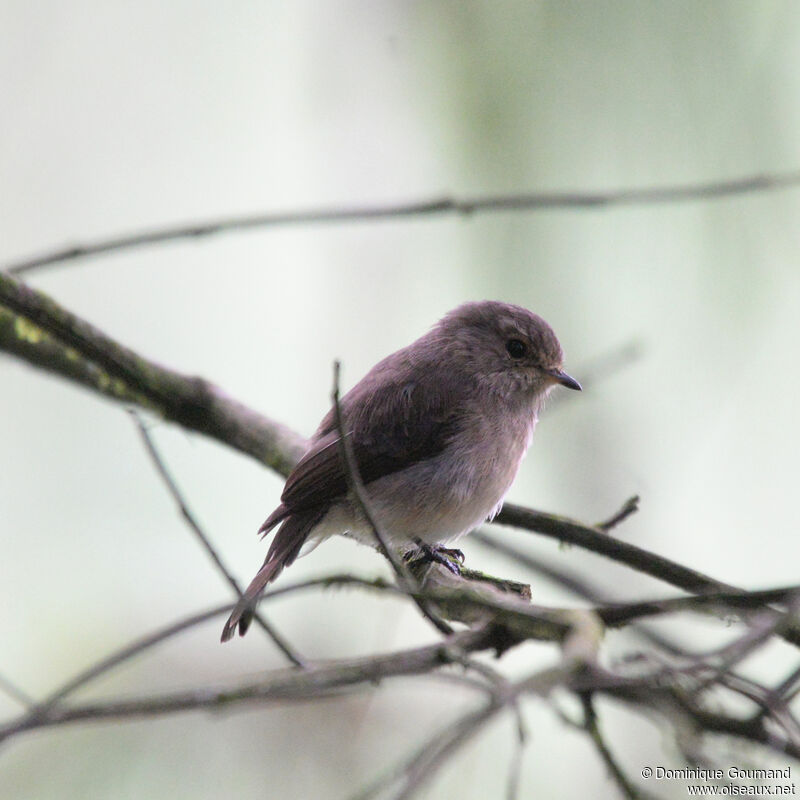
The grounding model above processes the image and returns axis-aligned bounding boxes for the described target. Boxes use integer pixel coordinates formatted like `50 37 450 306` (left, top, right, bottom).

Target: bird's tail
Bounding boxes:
220 507 326 642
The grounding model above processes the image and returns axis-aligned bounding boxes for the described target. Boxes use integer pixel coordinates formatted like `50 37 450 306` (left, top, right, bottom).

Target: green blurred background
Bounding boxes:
2 2 799 798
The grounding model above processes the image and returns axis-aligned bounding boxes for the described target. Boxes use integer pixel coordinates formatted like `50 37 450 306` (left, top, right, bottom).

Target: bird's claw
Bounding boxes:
404 541 465 575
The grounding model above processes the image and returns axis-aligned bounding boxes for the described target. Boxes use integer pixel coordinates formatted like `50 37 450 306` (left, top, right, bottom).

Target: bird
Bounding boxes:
221 300 580 641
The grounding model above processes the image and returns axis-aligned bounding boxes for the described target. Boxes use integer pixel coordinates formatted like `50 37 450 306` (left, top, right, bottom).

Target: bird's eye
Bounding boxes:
506 338 527 359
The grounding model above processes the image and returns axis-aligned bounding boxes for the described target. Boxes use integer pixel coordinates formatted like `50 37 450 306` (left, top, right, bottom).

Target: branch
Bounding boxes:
494 503 734 595
0 272 305 474
0 627 496 741
2 570 604 746
32 604 229 713
472 530 694 658
354 632 600 800
580 695 647 800
505 710 528 800
570 665 800 762
130 411 307 667
0 671 35 709
31 576 397 716
349 696 507 800
5 170 800 275
596 586 800 628
2 572 517 742
598 495 641 531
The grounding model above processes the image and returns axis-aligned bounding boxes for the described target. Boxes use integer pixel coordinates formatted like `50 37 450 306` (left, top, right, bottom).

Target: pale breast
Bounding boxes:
359 407 536 547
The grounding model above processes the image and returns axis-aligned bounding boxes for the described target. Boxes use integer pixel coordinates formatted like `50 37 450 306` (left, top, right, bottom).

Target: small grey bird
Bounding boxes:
221 300 580 641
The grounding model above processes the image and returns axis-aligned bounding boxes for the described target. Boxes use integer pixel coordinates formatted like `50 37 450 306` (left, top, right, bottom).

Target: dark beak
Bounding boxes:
547 368 582 391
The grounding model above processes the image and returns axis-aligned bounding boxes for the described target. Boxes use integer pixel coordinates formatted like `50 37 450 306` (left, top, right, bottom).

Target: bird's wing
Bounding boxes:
280 372 461 514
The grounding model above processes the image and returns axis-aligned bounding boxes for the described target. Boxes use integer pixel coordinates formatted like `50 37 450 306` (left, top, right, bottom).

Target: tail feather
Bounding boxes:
221 507 326 643
220 558 284 642
258 503 289 538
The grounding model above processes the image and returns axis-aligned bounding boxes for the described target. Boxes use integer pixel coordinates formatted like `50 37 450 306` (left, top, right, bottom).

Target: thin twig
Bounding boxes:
506 708 528 800
391 699 505 800
755 661 800 724
691 604 800 695
32 605 229 713
444 646 531 790
358 654 591 800
771 662 800 705
580 694 646 800
700 667 800 750
29 576 393 716
570 664 800 762
598 495 641 531
331 360 453 636
347 697 507 800
569 341 644 393
0 672 35 708
129 410 306 667
3 573 797 765
5 170 800 275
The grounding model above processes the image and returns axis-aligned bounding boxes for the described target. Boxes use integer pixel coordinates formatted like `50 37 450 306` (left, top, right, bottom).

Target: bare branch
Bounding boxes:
568 340 644 395
32 604 229 713
580 694 648 800
130 410 307 667
596 586 800 627
691 602 800 694
0 627 495 742
7 572 510 741
570 665 800 761
598 495 641 531
505 709 528 800
31 576 394 717
756 662 800 724
348 697 505 800
495 502 734 595
1 570 603 747
391 699 506 800
492 507 800 649
0 671 35 709
368 635 602 800
5 170 800 276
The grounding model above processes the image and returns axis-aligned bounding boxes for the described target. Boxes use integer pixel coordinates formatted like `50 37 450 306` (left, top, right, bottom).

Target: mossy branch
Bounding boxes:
0 272 304 474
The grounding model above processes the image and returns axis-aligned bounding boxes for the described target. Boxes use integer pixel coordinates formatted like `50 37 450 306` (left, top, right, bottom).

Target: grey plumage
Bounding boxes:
221 300 579 642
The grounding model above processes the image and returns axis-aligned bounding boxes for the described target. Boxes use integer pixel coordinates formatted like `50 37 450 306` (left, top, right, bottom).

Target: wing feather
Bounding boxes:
280 362 461 514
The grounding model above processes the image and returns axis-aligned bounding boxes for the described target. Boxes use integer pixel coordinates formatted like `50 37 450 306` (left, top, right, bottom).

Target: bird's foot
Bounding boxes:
404 540 464 576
